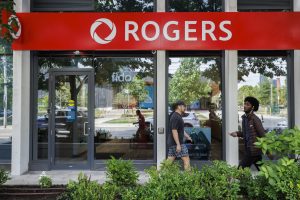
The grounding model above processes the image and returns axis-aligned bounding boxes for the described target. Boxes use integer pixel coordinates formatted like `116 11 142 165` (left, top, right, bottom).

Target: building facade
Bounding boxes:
0 0 299 175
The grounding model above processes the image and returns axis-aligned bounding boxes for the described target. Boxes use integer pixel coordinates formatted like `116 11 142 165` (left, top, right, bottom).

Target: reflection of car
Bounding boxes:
37 109 88 138
145 112 200 129
181 112 200 127
276 120 288 130
0 109 12 117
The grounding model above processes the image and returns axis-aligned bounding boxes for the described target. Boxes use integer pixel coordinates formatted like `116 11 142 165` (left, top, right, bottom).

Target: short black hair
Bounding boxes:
136 110 141 114
171 100 186 111
244 96 259 111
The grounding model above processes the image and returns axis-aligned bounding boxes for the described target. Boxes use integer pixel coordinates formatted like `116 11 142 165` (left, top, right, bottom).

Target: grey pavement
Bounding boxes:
4 171 150 186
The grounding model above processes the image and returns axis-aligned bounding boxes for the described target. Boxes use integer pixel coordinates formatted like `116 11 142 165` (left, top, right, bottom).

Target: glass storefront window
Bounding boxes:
168 0 222 12
95 0 154 12
93 57 154 160
0 39 13 164
168 56 222 161
237 56 288 160
36 54 155 161
237 0 292 12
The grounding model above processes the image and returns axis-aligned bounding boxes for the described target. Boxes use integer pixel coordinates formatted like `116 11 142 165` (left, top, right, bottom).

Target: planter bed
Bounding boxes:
0 185 65 200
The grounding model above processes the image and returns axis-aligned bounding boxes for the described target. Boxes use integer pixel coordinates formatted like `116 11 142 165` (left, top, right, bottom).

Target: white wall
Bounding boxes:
11 0 31 175
224 0 239 166
156 0 167 168
294 0 300 128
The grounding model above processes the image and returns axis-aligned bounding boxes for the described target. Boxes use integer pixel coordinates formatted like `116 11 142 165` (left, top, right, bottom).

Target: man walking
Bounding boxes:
230 96 266 170
136 109 146 141
167 100 193 170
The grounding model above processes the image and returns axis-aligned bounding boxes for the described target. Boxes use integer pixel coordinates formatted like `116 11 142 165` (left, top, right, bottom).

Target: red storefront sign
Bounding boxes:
0 8 11 37
11 12 300 50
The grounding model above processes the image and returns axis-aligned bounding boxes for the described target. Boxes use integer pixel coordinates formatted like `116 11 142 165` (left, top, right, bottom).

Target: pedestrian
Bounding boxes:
167 100 193 170
229 96 266 170
136 109 147 141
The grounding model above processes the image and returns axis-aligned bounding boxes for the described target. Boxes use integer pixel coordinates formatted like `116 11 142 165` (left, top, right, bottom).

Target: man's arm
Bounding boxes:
229 131 242 137
253 117 265 137
172 129 181 145
184 132 192 141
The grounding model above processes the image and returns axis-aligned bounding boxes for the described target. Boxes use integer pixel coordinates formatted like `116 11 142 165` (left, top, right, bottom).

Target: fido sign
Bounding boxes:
12 12 300 50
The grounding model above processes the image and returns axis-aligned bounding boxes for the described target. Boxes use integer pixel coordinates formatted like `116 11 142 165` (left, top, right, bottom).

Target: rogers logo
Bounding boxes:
90 18 116 44
8 15 22 39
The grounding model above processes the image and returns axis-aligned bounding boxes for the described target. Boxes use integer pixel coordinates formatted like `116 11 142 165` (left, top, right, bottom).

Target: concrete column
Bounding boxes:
156 0 166 168
224 0 239 166
294 1 300 128
11 0 31 175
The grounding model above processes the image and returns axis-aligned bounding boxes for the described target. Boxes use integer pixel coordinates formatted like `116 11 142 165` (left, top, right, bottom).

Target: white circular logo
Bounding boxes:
90 18 116 44
8 15 21 39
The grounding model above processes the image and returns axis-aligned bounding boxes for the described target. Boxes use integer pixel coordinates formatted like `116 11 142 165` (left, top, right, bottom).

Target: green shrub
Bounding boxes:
256 157 300 200
123 160 206 200
38 171 52 188
255 127 300 159
0 169 10 185
199 161 241 200
100 183 123 200
64 172 101 200
253 127 300 200
106 157 139 187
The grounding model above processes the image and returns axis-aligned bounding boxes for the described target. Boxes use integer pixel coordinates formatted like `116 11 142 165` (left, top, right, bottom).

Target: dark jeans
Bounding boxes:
238 155 262 171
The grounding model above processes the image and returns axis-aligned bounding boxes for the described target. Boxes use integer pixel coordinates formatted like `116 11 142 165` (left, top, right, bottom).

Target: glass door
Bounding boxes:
48 68 94 169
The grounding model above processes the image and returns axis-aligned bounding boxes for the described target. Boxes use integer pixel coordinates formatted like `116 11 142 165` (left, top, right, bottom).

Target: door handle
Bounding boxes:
83 122 89 136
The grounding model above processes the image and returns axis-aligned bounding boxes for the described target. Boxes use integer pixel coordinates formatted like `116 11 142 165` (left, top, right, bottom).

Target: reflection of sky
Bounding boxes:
238 73 287 89
169 58 215 75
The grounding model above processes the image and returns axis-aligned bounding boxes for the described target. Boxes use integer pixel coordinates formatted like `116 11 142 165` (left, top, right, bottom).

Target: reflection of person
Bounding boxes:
136 110 146 141
167 100 193 171
229 97 266 170
208 104 220 121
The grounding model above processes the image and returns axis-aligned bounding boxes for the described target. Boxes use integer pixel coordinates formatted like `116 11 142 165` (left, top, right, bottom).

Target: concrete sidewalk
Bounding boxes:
4 171 149 186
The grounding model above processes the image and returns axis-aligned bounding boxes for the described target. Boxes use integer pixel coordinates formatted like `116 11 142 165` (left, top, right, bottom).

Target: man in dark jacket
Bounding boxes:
230 96 266 170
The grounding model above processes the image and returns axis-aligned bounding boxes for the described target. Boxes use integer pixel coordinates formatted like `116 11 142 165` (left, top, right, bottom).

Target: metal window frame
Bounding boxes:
30 51 157 170
166 50 225 163
31 0 156 12
237 50 295 129
237 0 293 11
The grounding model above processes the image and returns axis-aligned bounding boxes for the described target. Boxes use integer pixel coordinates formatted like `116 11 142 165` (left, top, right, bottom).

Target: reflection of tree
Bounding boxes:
238 57 287 81
238 85 259 105
0 55 12 110
169 58 211 104
113 91 134 113
38 57 153 102
128 77 148 107
95 0 153 12
198 57 287 84
169 0 222 12
258 79 277 107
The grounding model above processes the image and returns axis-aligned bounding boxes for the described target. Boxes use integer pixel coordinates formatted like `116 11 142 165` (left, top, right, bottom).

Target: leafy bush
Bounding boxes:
120 160 205 200
63 172 101 200
255 127 300 159
106 157 139 187
257 157 300 200
100 183 121 200
199 161 241 200
38 171 52 188
253 127 300 200
0 168 10 185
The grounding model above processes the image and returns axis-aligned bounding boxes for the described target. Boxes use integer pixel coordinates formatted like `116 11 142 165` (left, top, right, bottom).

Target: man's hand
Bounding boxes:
186 136 192 142
229 132 238 137
176 144 182 153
